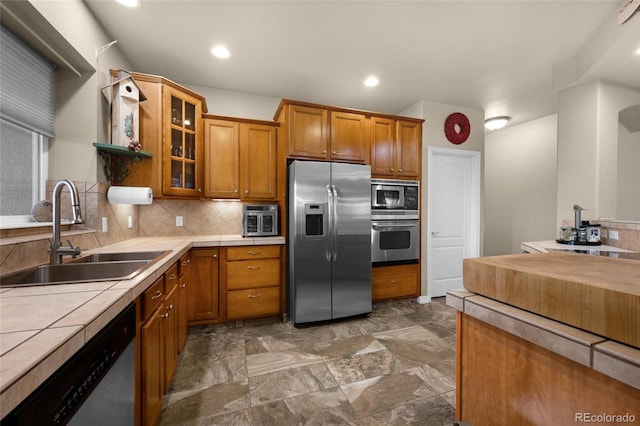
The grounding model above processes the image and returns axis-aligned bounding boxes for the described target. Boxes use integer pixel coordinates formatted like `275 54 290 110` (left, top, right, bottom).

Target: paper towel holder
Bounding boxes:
107 186 153 205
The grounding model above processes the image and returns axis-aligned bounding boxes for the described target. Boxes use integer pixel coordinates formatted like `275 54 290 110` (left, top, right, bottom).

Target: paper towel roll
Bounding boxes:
107 186 153 205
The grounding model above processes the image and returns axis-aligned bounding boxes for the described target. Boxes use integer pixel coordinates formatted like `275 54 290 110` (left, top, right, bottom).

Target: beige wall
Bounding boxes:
485 114 558 255
400 100 485 297
557 80 640 226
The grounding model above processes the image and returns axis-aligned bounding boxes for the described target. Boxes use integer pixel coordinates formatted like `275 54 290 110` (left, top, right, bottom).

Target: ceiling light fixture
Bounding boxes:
485 116 511 131
635 46 640 56
115 0 140 7
364 76 379 87
211 45 231 59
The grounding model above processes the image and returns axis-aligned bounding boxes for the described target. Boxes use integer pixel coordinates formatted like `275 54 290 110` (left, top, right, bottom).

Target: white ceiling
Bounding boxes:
84 1 640 129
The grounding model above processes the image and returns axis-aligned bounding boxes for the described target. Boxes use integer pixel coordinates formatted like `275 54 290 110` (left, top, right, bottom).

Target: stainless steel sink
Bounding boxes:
0 250 169 288
72 250 167 263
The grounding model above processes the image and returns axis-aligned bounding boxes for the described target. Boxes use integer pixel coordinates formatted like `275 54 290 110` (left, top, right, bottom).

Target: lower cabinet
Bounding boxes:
372 263 419 301
177 252 190 351
138 262 184 426
188 248 220 324
222 245 281 320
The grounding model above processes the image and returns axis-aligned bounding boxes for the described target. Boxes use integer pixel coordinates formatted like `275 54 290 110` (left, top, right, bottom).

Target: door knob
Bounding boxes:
431 231 439 236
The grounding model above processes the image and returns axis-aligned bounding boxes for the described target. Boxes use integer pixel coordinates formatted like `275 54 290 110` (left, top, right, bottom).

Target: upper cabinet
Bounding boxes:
203 115 278 200
114 71 207 198
275 100 369 163
371 116 422 179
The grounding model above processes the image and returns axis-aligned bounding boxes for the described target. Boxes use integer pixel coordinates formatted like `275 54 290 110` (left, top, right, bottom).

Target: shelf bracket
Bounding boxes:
93 143 152 184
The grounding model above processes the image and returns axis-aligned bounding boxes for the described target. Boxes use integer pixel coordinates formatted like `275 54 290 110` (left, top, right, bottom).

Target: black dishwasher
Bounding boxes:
1 302 136 426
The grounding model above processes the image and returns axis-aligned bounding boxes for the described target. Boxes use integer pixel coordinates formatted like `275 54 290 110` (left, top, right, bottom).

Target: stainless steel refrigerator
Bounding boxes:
287 160 372 325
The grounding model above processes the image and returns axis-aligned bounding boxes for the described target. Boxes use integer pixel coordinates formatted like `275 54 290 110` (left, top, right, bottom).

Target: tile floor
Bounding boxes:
159 297 457 425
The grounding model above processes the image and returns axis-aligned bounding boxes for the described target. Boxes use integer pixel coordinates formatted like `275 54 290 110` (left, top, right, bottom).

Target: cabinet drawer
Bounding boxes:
226 287 280 320
142 276 165 320
226 245 280 261
226 259 280 290
178 253 191 276
372 264 418 301
165 263 179 291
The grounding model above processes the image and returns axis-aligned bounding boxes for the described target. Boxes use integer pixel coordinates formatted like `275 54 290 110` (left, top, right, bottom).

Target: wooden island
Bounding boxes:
447 252 640 426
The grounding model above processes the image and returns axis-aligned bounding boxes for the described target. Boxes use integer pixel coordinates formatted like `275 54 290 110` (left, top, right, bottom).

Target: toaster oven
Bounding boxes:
242 204 278 237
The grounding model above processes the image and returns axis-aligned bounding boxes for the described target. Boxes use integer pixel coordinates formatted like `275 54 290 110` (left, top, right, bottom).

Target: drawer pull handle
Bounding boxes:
168 274 177 280
390 280 399 284
248 265 262 270
248 251 261 255
248 293 262 299
151 291 162 300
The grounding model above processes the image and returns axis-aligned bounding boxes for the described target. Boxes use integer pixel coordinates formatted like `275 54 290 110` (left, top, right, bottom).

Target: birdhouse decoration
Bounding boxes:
102 70 147 151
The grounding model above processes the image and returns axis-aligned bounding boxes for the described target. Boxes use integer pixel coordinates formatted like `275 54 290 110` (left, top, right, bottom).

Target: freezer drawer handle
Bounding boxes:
248 265 262 270
248 293 262 298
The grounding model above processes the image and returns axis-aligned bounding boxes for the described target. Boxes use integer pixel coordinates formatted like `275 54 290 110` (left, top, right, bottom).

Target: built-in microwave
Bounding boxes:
371 179 419 220
242 204 278 237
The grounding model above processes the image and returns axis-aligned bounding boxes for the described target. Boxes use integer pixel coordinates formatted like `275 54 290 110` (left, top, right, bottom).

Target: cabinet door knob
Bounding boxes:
213 253 218 258
180 284 187 288
245 190 249 194
198 188 202 193
332 151 337 155
390 168 394 172
399 169 403 172
161 313 169 319
322 150 327 154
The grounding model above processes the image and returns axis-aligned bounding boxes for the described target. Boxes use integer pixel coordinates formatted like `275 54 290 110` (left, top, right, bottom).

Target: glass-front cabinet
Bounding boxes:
163 87 203 197
112 71 206 198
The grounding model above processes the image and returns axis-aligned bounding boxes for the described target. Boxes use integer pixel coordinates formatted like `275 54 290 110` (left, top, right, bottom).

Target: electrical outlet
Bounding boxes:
176 216 184 227
101 217 108 233
609 230 619 240
127 216 133 229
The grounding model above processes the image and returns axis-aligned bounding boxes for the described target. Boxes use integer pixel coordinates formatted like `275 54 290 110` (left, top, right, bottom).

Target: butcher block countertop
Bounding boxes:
463 252 640 349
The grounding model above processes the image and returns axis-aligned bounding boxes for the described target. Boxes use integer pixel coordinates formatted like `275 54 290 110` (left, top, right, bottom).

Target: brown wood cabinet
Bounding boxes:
371 116 421 179
163 279 178 390
188 248 220 324
113 71 207 198
372 263 419 301
275 100 368 163
177 253 190 351
139 275 166 426
222 245 281 320
203 115 278 200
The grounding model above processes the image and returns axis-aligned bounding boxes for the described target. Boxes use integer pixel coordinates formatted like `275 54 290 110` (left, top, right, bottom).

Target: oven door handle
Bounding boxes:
372 223 417 229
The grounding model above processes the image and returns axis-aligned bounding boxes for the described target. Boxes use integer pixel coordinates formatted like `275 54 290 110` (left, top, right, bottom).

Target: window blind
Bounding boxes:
0 24 55 138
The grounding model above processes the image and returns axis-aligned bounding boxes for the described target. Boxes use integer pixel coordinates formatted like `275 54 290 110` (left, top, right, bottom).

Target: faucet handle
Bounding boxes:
66 240 82 257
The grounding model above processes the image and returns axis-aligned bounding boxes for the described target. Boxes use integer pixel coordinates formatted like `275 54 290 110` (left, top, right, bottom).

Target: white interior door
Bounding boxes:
427 147 480 298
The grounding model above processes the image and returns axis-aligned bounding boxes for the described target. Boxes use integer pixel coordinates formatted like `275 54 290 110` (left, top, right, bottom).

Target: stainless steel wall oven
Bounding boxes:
371 179 420 265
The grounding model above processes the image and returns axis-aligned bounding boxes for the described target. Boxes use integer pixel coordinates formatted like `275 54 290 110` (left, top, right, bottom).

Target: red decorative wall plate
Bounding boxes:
444 112 471 145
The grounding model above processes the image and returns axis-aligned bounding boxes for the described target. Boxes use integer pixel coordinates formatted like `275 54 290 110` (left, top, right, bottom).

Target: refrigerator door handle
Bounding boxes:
326 185 334 262
331 185 338 261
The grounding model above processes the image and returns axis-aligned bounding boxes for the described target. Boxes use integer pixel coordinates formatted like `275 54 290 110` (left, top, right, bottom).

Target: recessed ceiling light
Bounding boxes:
115 0 140 7
485 116 511 131
211 45 231 59
364 76 379 87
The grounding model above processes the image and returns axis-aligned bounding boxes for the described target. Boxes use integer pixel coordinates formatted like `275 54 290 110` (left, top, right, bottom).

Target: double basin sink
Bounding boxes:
0 251 167 288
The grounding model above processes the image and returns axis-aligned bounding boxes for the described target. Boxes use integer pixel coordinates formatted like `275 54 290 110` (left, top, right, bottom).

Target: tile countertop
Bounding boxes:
447 290 640 391
0 235 285 418
521 240 634 253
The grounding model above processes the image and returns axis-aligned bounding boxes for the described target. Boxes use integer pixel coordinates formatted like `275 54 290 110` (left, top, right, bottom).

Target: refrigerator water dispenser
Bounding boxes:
305 204 325 236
